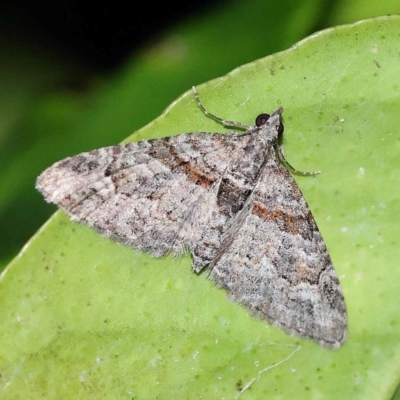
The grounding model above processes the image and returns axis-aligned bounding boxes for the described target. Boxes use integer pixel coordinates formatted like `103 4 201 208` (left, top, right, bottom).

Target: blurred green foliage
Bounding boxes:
1 0 400 267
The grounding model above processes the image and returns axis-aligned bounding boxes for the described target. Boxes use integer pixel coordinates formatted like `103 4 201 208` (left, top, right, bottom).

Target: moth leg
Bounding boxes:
192 86 252 130
275 144 321 176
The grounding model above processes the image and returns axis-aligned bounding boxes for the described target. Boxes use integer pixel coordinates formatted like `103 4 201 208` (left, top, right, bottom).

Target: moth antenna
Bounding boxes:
192 86 252 130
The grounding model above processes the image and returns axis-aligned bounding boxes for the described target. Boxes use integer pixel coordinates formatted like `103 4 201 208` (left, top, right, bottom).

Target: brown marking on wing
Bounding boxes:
180 162 216 188
155 140 219 189
251 200 316 239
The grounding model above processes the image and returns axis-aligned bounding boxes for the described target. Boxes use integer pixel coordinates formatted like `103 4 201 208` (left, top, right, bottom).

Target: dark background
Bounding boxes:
0 1 228 70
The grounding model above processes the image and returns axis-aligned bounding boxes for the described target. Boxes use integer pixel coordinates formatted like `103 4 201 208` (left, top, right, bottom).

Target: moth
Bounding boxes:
36 87 347 348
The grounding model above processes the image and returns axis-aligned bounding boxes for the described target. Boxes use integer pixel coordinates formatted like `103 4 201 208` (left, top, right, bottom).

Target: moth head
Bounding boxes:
255 107 284 137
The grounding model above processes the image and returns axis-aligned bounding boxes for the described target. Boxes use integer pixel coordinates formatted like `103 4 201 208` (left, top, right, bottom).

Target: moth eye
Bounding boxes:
278 121 284 137
255 113 270 127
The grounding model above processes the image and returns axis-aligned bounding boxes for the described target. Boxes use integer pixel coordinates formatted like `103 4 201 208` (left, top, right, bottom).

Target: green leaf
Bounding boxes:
1 16 400 399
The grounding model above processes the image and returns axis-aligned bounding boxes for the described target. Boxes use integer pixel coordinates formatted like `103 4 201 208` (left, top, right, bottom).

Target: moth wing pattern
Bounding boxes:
36 132 241 272
209 146 347 347
36 88 348 348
